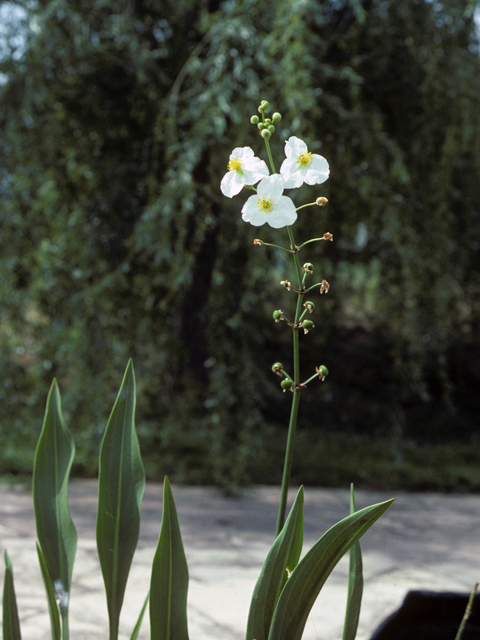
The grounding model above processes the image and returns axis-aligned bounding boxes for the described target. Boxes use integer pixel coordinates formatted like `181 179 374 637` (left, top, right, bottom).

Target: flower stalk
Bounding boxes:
221 100 332 538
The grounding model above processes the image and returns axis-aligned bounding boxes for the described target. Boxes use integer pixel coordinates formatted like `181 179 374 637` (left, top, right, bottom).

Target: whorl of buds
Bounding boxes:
302 262 314 274
272 362 283 375
253 239 263 246
304 301 315 313
280 280 291 291
302 320 314 334
316 365 329 381
320 280 330 294
281 379 293 392
273 310 284 322
316 197 328 206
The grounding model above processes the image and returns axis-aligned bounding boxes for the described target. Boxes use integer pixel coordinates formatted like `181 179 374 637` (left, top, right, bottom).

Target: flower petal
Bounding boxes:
221 171 244 197
304 154 330 186
257 174 284 198
242 157 269 184
231 146 254 161
280 158 304 189
284 136 308 159
267 196 297 228
241 195 267 227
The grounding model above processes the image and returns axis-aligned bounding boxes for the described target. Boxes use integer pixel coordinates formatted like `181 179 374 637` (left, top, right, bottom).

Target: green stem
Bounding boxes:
264 137 276 174
261 241 291 253
298 237 328 249
296 201 319 211
455 582 478 640
275 227 305 537
61 608 69 640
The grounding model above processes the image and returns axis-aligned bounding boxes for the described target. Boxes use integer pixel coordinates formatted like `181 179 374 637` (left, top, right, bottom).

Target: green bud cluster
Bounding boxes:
251 101 282 139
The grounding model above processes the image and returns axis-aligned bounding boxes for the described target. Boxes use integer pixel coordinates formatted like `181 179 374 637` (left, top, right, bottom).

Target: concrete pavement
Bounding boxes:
0 480 479 639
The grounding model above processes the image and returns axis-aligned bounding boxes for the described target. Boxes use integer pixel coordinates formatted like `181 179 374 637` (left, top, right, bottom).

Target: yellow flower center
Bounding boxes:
257 197 274 214
296 151 313 168
228 158 243 172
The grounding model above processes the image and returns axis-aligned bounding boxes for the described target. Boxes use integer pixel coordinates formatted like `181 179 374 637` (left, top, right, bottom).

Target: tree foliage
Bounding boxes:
0 0 479 486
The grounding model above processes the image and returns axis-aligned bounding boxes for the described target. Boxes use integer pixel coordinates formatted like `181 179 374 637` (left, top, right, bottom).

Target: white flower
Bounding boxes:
280 136 330 189
241 175 297 229
221 147 269 198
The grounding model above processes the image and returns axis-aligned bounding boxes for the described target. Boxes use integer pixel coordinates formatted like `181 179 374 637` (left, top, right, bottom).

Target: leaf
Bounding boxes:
36 543 61 640
2 550 21 640
32 380 77 596
96 360 146 640
150 476 189 640
130 592 149 640
342 484 364 640
268 498 394 640
246 486 304 640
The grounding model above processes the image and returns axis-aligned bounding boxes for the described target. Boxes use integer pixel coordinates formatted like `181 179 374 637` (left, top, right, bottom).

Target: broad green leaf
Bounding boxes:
36 543 61 640
246 486 304 640
96 360 145 640
268 498 394 640
342 485 363 640
150 477 189 640
130 592 149 640
32 380 77 598
3 550 21 640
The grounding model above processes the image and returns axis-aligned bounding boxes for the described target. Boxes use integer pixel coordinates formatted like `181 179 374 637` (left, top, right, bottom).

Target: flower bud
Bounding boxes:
280 280 291 291
304 301 315 313
302 320 314 334
258 122 266 130
323 232 333 241
320 280 330 294
261 100 270 111
272 112 282 122
273 310 284 322
264 118 272 125
316 197 328 206
281 379 293 391
268 125 275 133
253 238 263 246
272 362 283 373
302 262 314 274
250 115 259 124
316 365 329 380
261 129 271 140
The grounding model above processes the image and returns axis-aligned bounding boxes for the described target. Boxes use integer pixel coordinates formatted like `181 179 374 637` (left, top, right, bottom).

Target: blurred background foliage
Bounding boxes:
0 0 479 491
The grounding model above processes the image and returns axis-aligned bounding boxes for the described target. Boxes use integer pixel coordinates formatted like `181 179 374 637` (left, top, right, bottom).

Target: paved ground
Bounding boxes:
0 480 479 640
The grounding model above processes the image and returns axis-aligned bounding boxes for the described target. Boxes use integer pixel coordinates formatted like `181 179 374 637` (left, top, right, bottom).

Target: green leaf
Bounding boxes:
268 498 394 640
342 484 364 640
96 360 146 640
150 476 189 640
36 543 61 640
246 486 304 640
32 380 77 597
130 592 149 640
2 550 21 640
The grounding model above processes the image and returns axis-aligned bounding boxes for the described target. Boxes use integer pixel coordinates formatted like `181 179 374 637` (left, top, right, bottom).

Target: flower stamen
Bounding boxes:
257 196 274 214
296 151 313 168
228 158 243 173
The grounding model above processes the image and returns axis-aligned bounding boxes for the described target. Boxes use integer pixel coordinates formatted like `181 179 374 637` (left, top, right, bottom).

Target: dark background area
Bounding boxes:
0 0 479 491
